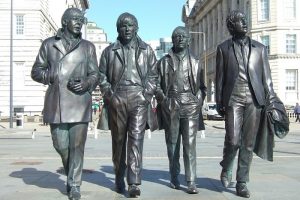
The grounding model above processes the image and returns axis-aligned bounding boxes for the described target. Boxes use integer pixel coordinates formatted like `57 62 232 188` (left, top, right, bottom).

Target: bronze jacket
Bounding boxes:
215 38 276 108
31 29 99 123
97 36 158 130
156 49 206 104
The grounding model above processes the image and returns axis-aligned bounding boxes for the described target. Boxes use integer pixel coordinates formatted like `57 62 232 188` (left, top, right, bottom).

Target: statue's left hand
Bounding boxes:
67 78 89 94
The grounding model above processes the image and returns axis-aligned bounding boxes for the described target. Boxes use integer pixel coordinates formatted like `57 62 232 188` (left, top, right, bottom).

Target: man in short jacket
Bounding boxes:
98 12 157 197
156 26 206 194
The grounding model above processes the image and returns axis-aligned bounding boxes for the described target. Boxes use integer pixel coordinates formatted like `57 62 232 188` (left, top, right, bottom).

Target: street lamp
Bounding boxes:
189 31 207 86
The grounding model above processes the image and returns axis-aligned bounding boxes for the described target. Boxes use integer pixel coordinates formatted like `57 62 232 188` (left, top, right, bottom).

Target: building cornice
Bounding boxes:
269 54 300 60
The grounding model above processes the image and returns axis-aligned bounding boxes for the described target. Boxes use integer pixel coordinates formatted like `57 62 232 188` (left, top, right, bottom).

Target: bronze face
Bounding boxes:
232 13 248 36
172 27 189 53
118 17 137 43
65 12 84 36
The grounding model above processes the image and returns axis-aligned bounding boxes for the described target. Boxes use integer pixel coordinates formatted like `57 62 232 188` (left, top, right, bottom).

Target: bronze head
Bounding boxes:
61 8 85 37
171 26 190 53
116 12 139 44
226 10 248 37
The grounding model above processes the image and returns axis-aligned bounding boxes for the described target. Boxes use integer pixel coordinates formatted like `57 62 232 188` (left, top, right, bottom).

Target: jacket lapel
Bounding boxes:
53 40 67 57
135 37 147 78
188 53 196 94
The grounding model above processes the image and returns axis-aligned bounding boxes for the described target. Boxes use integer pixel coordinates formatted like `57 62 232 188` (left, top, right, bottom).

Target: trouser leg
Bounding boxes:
50 124 70 175
109 92 128 181
162 99 181 181
67 123 88 186
127 91 148 185
237 103 261 182
50 123 88 186
181 117 198 182
220 105 243 171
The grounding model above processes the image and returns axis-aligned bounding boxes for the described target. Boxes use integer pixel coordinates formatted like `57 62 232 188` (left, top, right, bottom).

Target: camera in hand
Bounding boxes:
67 77 82 89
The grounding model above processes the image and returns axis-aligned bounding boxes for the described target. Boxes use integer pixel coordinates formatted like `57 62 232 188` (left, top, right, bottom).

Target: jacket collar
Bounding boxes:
54 28 82 56
112 35 147 50
228 36 256 49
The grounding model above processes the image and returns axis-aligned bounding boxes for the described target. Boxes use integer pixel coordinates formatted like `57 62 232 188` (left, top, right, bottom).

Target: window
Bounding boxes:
286 69 297 90
13 62 25 89
286 34 296 53
261 35 270 54
260 0 269 21
15 15 24 35
285 0 296 19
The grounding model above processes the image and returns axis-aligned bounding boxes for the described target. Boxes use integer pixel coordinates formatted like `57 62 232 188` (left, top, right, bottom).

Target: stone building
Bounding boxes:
183 0 300 105
0 0 89 117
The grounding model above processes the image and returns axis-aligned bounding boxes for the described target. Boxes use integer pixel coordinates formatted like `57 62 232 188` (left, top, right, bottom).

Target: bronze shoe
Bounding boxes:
220 169 232 188
68 186 81 200
128 184 141 198
187 181 199 194
236 182 250 198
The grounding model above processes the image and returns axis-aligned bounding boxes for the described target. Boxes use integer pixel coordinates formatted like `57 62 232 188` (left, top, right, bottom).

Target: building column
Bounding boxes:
217 2 222 44
212 7 217 48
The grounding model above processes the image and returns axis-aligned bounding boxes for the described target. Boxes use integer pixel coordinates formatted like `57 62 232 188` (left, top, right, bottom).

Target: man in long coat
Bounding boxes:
215 10 276 198
31 8 99 200
156 26 206 194
98 12 157 197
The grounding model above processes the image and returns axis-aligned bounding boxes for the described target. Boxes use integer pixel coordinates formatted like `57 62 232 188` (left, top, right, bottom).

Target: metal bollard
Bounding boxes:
94 127 98 139
32 129 36 139
200 130 206 139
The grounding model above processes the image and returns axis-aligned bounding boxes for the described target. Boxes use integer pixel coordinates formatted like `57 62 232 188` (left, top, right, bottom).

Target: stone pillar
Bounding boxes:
198 21 203 55
217 2 222 44
212 7 216 48
223 0 229 38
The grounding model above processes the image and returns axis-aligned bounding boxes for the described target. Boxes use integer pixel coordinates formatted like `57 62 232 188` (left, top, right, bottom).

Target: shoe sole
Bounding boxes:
129 190 141 198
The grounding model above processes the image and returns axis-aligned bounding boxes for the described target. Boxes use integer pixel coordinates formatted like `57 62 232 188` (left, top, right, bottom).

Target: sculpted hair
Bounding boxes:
116 12 139 30
226 10 245 35
171 26 190 39
61 8 84 28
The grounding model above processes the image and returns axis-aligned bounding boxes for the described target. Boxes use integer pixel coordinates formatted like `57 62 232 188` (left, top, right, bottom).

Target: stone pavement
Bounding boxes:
0 119 300 200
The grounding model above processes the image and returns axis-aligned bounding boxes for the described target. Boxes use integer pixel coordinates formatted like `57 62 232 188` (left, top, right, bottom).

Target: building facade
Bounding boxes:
86 21 110 107
86 21 110 60
183 0 300 106
0 0 89 117
147 37 172 60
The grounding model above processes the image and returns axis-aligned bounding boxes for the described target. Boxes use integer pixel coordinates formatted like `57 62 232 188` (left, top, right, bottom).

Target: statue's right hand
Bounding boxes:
104 89 114 104
216 103 225 116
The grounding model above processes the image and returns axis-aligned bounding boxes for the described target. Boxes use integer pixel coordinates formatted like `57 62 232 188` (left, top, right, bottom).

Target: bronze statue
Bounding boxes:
31 8 99 200
156 26 206 194
97 12 157 197
215 10 277 198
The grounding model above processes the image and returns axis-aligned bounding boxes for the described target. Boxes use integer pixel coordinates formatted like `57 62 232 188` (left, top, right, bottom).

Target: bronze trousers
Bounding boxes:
220 101 262 182
161 93 200 182
50 122 88 187
109 88 148 185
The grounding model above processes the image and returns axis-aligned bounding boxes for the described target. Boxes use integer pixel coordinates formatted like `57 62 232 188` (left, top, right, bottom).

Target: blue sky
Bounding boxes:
86 0 185 42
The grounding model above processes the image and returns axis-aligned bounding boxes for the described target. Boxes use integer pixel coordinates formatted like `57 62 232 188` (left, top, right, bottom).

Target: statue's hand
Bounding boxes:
155 91 165 104
216 103 225 116
67 77 89 94
103 89 114 105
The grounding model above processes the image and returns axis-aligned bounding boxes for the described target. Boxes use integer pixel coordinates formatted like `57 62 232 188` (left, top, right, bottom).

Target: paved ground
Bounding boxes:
0 118 300 200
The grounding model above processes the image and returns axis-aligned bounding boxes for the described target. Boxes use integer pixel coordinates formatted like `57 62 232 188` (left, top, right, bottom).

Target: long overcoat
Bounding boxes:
97 36 158 131
215 38 276 108
31 30 99 123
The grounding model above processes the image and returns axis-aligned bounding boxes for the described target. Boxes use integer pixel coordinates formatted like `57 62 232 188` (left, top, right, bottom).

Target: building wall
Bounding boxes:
86 22 110 60
183 0 300 105
0 0 89 117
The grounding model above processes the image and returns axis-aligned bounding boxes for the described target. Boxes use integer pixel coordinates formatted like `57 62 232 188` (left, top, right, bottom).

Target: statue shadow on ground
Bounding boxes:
9 167 66 194
9 167 235 196
98 165 234 195
197 177 236 195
